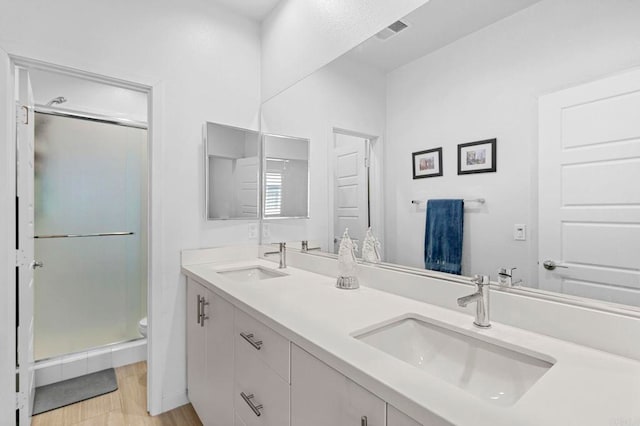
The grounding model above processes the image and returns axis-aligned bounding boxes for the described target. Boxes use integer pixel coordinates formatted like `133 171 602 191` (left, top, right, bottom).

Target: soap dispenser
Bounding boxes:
336 228 360 290
361 227 382 264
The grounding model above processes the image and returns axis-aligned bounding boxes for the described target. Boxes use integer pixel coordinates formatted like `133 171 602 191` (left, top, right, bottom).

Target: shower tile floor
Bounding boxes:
31 361 201 426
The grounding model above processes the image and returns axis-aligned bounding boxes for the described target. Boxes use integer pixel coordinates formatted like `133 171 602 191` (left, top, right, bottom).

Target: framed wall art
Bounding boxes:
412 147 443 179
457 138 496 175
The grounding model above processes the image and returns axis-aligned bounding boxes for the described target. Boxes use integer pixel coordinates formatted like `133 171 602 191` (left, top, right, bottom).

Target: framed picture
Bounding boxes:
457 138 497 175
412 147 443 179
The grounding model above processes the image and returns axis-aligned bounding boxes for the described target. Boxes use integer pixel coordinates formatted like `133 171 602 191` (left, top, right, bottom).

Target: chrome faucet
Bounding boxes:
264 242 286 269
457 274 491 328
497 267 522 287
301 240 321 253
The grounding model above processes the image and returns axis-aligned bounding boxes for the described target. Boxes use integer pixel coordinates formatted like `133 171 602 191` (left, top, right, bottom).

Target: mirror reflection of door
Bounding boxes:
333 132 371 254
205 122 260 220
539 69 640 307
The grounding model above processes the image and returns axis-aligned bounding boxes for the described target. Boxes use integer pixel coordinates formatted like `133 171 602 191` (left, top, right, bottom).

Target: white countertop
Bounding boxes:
181 252 640 426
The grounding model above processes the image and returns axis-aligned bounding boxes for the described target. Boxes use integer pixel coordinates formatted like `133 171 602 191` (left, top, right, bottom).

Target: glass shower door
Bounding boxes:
34 113 148 360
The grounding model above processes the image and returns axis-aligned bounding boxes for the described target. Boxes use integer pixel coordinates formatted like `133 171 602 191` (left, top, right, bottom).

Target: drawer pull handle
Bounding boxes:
197 295 202 325
240 392 263 417
361 416 368 426
240 332 263 350
199 297 210 327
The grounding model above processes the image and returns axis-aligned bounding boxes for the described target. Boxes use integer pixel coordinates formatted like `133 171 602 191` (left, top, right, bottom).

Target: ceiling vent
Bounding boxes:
375 20 409 41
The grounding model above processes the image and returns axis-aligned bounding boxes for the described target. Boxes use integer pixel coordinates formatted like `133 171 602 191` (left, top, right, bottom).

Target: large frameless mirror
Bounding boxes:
262 134 310 219
205 122 260 220
260 0 640 313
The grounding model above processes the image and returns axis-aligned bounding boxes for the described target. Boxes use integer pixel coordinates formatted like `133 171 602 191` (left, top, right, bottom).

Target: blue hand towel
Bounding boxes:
424 199 464 275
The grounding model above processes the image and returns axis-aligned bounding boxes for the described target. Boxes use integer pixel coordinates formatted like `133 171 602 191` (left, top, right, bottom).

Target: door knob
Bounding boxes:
31 261 44 269
542 260 568 271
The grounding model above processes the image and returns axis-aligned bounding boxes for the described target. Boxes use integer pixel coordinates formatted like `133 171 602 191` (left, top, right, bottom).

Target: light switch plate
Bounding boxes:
248 223 257 239
514 224 526 241
262 223 271 240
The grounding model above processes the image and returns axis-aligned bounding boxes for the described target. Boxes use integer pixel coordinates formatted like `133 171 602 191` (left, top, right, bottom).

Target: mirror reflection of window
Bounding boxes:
263 135 310 219
264 166 283 216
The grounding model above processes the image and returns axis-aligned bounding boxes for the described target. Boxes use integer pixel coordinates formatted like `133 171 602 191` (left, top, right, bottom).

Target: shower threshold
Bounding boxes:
34 338 147 387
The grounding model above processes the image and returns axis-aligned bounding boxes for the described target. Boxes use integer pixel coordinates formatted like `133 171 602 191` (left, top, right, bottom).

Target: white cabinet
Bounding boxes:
186 278 445 426
234 335 290 426
235 412 249 426
290 344 385 426
186 278 235 426
233 310 290 426
235 308 290 382
186 279 207 419
387 405 422 426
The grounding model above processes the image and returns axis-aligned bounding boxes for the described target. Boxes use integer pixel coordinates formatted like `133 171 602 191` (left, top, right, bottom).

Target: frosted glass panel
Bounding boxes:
34 113 147 360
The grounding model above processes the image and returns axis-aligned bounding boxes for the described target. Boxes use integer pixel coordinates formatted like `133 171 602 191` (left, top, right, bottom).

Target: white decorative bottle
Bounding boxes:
336 228 359 289
361 227 382 264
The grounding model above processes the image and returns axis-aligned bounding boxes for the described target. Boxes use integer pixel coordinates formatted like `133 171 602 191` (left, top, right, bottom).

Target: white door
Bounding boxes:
16 66 36 425
235 156 259 218
333 134 369 253
539 68 640 307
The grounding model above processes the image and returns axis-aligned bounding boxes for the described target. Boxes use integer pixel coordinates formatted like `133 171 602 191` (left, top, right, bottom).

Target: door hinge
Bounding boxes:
364 141 371 168
15 103 28 125
15 392 24 410
15 250 28 268
15 250 23 267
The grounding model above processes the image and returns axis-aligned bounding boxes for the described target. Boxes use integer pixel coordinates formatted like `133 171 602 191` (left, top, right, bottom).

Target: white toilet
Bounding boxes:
138 317 148 338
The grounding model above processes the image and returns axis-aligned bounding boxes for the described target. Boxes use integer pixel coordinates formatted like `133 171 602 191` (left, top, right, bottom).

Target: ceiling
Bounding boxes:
346 0 543 72
213 0 282 21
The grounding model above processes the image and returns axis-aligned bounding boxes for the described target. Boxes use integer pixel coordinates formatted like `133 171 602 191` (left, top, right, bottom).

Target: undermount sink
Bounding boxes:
354 316 554 406
216 266 287 282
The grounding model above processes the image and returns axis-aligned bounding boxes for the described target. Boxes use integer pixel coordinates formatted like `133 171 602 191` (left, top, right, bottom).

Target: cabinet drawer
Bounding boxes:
387 404 422 426
235 309 290 382
291 344 385 426
235 336 290 426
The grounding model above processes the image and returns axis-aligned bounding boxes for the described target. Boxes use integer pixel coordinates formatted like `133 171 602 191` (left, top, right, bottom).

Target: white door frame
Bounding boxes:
328 127 384 257
0 46 18 426
16 65 36 426
5 55 165 416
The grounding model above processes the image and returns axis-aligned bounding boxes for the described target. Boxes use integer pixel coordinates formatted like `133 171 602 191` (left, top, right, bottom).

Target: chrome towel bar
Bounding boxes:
411 198 485 205
35 231 134 239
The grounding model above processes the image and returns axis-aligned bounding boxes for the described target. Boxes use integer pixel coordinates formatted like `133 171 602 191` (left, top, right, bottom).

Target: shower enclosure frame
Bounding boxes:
33 106 148 361
7 55 165 416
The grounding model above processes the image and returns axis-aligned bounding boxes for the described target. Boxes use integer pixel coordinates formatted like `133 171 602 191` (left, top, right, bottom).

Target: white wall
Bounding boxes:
385 0 640 285
261 55 386 246
0 0 261 415
29 69 148 122
261 0 429 101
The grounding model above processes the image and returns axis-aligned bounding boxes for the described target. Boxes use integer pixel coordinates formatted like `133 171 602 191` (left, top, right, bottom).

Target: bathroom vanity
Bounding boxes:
181 246 640 426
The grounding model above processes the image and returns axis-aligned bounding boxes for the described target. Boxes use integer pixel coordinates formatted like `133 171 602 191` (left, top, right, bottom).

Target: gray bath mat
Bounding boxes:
33 368 118 415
